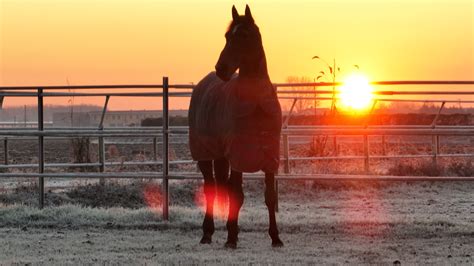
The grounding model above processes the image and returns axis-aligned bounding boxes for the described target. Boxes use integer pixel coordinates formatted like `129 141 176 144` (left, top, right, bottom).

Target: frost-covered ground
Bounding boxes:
0 181 473 264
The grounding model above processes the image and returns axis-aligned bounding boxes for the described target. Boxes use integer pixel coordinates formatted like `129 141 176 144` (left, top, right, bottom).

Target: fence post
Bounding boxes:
363 135 369 174
3 138 8 166
436 135 440 155
98 95 110 185
430 101 445 168
38 88 45 208
279 132 291 213
162 77 170 220
153 137 158 161
283 133 290 169
381 135 386 156
98 137 105 184
432 135 438 167
278 97 297 213
283 134 290 173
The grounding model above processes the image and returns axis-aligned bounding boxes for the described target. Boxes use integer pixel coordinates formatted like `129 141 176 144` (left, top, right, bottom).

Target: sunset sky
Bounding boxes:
0 0 473 109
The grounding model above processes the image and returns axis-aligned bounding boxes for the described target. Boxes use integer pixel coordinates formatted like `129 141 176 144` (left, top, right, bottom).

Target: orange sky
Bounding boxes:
1 0 473 110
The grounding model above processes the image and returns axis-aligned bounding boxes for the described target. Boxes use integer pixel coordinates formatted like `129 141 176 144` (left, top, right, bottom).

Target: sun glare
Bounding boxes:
338 74 374 111
194 184 229 221
143 183 163 213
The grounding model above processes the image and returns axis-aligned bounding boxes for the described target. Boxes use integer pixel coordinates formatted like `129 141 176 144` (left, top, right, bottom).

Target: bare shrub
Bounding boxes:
65 180 198 208
307 136 329 157
387 160 444 176
70 137 93 172
66 181 145 208
447 160 473 177
0 181 71 207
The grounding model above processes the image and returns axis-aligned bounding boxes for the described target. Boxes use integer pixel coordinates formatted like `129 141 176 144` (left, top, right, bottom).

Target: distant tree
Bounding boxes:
141 117 162 127
419 102 439 113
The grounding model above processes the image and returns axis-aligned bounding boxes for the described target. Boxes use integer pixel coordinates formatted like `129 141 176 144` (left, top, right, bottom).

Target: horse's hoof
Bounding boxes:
224 241 237 249
200 235 212 244
272 238 284 247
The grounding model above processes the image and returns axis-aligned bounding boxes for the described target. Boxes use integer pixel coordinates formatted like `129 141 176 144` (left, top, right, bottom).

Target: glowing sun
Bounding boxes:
338 74 374 110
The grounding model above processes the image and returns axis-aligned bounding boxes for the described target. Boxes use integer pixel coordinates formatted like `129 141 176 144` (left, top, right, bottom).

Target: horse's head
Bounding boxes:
215 5 262 81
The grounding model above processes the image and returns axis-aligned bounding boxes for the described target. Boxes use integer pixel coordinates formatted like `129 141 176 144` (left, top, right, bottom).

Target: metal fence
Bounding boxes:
0 78 474 219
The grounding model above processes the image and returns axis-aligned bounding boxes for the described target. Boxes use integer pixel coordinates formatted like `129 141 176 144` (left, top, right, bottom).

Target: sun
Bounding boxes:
338 74 374 111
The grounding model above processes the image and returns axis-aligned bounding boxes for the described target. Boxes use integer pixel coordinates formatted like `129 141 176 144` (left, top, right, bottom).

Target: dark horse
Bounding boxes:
188 5 283 248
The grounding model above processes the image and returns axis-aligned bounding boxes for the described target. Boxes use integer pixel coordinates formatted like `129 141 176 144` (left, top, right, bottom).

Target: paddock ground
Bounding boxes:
0 181 472 264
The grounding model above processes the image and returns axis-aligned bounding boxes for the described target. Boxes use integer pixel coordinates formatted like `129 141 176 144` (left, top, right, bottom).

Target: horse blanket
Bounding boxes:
188 72 282 173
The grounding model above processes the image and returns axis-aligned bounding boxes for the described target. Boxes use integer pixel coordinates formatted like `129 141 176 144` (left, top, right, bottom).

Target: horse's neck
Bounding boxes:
238 48 269 81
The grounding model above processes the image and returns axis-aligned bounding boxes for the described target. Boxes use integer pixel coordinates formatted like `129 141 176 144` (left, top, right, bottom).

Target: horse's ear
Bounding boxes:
245 5 254 23
232 5 239 21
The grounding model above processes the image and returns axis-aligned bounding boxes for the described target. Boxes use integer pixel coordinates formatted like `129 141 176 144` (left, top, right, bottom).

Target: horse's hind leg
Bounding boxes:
225 170 244 249
198 160 215 244
265 172 284 247
214 158 229 215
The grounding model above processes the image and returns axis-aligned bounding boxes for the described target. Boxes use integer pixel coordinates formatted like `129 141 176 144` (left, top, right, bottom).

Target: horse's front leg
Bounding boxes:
225 170 244 249
265 172 284 247
198 160 215 244
213 158 230 218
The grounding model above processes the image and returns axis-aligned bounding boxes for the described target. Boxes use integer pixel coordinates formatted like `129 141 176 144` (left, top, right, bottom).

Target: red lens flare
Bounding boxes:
143 183 163 213
195 184 229 221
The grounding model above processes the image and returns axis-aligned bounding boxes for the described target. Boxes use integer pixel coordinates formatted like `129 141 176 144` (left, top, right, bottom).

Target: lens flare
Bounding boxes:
339 74 374 110
143 183 163 213
194 184 229 221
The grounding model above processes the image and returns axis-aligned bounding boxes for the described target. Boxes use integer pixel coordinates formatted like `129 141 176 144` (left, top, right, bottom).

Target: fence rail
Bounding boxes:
0 78 473 219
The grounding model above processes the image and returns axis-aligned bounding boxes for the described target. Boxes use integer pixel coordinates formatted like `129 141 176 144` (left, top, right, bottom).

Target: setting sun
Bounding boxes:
338 74 374 111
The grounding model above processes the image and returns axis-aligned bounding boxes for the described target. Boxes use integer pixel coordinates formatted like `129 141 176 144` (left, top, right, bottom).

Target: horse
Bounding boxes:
188 5 283 248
